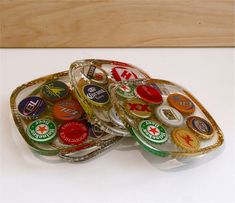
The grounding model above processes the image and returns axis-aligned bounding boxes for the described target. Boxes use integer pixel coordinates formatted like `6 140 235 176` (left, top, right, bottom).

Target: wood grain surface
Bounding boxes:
0 0 234 47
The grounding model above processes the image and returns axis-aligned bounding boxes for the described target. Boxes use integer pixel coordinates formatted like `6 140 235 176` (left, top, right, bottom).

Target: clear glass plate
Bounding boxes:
110 78 224 157
10 71 122 162
69 59 150 137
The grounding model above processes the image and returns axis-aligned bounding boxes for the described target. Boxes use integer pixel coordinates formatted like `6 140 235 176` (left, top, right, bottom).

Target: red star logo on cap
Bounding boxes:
37 125 47 134
120 85 129 91
149 127 158 135
181 135 193 146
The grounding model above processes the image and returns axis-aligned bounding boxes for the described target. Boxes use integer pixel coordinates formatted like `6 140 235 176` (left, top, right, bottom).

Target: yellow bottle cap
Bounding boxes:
125 98 152 118
171 128 200 151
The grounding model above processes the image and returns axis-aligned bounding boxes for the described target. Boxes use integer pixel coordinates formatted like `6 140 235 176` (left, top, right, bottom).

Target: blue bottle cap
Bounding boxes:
18 96 46 119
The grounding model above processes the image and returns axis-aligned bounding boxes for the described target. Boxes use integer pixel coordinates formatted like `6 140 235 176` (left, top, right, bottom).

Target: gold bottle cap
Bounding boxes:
186 116 214 139
171 128 200 152
125 98 152 118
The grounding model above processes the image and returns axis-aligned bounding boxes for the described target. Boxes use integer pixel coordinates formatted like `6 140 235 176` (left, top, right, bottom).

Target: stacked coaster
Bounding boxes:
10 59 224 162
11 70 121 162
110 79 223 157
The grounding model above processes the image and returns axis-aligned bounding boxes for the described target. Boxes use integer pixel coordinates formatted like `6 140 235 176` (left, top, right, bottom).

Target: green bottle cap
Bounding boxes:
27 119 57 143
138 120 168 144
116 84 135 99
41 81 69 102
130 127 169 157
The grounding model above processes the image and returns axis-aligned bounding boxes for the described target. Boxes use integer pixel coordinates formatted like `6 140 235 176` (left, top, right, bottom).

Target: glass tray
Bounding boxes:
69 59 150 137
110 78 224 157
10 71 122 162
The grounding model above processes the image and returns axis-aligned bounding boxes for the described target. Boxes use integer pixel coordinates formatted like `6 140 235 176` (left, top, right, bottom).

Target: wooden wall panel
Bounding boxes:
0 0 234 47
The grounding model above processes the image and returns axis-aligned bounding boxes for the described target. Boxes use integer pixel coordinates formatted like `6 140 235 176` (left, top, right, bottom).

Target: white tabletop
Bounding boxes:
0 48 234 203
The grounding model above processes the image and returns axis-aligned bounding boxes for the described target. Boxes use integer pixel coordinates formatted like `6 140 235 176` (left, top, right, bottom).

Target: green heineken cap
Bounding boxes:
116 84 135 99
138 120 168 144
27 119 57 143
130 127 169 157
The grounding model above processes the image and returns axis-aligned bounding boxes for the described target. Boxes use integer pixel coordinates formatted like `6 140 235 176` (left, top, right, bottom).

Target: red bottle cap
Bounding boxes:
59 121 88 145
135 85 163 104
111 67 138 81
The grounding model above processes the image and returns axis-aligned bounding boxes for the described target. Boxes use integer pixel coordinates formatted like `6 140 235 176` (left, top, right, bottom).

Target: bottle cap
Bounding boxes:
130 127 169 157
135 85 163 105
186 116 214 139
171 128 200 151
41 81 69 102
18 96 46 119
111 66 139 81
167 93 195 115
155 105 184 127
116 84 135 98
27 119 57 143
82 84 110 106
59 121 88 145
125 99 152 118
109 107 126 128
89 125 106 138
52 100 83 121
81 65 108 84
138 120 168 144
